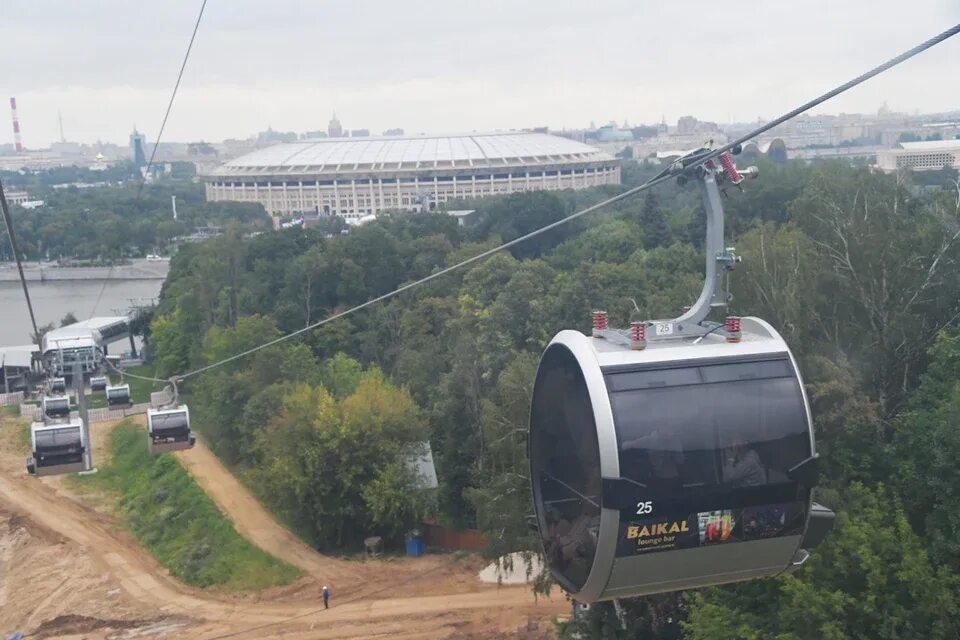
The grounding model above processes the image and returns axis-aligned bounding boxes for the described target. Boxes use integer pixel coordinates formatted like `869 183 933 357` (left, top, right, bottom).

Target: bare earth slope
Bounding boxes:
0 417 565 638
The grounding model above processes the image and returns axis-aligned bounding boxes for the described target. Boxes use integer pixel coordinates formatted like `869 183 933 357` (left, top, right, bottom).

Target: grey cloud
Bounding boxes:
1 0 957 145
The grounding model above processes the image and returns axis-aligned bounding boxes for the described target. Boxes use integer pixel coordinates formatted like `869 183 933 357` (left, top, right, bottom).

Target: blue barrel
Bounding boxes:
405 537 426 557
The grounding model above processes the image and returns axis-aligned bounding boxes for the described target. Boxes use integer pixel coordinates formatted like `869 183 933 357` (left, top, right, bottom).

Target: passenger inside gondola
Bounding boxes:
722 438 767 487
532 345 602 591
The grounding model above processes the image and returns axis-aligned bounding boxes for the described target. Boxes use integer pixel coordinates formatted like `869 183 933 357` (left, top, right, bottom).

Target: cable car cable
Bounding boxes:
62 26 960 393
87 0 208 319
175 172 677 381
160 22 960 386
0 176 40 340
702 22 960 168
134 0 208 202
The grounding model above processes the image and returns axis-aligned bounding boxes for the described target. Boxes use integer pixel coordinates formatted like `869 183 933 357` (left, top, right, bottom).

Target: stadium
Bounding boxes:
202 132 621 219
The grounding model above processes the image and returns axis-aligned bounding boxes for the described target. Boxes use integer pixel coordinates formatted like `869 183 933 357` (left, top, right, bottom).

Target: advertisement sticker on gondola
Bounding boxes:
616 501 806 556
616 515 700 555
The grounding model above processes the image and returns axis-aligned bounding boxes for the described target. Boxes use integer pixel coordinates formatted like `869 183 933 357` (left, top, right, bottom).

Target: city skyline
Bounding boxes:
1 0 958 147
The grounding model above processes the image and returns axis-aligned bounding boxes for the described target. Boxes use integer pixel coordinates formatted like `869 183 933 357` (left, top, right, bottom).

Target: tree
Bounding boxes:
684 484 958 640
892 330 960 569
730 222 823 344
59 311 78 327
467 353 540 568
252 370 427 549
792 165 960 416
637 192 672 250
30 322 54 346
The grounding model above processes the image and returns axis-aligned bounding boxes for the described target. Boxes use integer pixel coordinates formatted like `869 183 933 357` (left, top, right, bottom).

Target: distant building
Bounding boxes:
328 112 344 138
350 129 370 137
4 190 31 205
203 132 620 220
595 124 634 142
257 128 297 146
130 129 147 167
876 140 960 172
383 128 405 136
677 116 699 134
300 130 328 139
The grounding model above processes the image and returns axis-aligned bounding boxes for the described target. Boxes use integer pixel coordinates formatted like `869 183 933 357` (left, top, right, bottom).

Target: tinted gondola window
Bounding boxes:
35 428 80 450
606 357 809 493
152 413 188 432
530 344 602 592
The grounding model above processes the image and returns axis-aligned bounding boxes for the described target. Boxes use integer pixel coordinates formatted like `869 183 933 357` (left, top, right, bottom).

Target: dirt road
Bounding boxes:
0 416 566 638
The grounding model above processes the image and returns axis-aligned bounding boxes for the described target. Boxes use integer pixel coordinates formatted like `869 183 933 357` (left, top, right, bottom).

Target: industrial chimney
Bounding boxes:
9 97 23 153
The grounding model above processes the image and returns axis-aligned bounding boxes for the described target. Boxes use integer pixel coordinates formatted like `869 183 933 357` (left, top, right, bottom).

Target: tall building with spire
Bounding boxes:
130 127 147 167
328 112 343 138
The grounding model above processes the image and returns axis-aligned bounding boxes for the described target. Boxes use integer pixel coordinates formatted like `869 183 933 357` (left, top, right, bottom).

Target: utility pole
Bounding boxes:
72 359 93 472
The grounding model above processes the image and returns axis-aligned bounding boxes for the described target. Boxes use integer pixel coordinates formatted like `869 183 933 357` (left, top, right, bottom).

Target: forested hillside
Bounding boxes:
148 159 960 639
0 172 270 260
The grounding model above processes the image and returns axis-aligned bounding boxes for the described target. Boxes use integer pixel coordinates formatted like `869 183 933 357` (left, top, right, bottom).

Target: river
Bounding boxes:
0 279 163 346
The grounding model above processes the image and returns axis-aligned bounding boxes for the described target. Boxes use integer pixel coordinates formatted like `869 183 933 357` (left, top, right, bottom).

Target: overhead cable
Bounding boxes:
142 23 960 384
135 0 208 201
91 0 208 318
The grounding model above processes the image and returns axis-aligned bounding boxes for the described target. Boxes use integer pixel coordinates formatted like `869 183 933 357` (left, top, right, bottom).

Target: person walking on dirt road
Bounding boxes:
323 585 330 609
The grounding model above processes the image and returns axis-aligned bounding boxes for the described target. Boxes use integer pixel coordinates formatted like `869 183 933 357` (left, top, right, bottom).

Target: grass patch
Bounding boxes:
85 393 108 409
124 362 165 403
17 422 30 452
75 421 300 591
3 405 18 417
84 361 166 408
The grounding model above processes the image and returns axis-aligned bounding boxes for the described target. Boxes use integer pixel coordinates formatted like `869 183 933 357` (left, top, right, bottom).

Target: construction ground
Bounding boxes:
0 415 567 639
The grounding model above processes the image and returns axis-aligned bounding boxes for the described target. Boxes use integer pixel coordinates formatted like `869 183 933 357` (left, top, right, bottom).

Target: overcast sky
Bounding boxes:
1 1 958 147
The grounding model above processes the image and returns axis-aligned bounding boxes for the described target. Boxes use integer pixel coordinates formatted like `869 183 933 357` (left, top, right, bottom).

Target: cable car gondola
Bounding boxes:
106 383 131 407
147 405 195 453
48 377 66 394
528 153 834 602
42 395 71 420
26 419 86 476
90 376 108 392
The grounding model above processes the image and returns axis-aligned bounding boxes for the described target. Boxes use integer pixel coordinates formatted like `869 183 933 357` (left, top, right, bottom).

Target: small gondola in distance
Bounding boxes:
147 405 196 454
106 383 131 407
27 419 86 477
42 395 71 421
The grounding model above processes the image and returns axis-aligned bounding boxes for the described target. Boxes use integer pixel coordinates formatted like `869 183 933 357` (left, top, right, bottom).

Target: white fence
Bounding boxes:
18 402 151 424
0 391 24 406
86 402 151 423
20 403 41 421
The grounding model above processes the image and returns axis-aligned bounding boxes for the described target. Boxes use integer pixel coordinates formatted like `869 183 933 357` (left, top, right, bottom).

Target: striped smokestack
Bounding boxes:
10 97 23 153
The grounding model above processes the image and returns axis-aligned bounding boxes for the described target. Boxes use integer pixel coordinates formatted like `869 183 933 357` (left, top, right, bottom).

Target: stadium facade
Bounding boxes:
202 132 620 219
875 139 960 172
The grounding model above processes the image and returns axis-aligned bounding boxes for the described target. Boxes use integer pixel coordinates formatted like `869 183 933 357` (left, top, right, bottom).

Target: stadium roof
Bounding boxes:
897 139 960 151
209 132 613 175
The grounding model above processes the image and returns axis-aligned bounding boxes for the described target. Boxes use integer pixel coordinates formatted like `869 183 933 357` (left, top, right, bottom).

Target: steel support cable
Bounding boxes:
155 24 960 386
0 177 40 339
135 0 208 201
178 173 677 381
704 23 960 166
87 0 208 320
